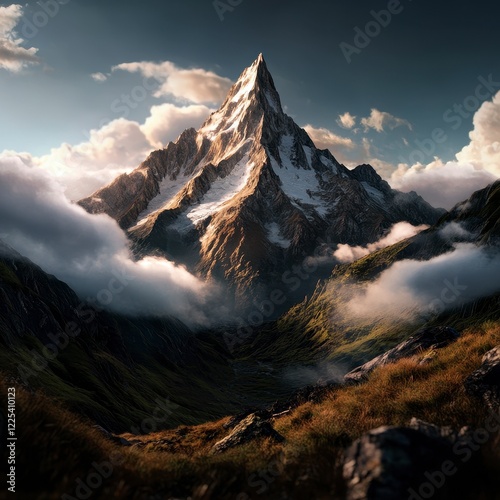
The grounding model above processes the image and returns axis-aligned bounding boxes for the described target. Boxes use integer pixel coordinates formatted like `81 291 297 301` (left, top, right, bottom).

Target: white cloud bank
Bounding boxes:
389 159 497 210
0 158 220 326
305 93 500 209
1 103 212 201
1 57 231 201
0 4 39 72
387 91 500 209
456 90 500 177
346 243 500 321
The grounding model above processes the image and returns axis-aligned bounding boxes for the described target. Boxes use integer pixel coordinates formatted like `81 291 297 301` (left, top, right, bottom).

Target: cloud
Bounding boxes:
337 112 356 129
361 108 412 133
112 60 233 104
0 158 221 326
1 119 152 201
361 94 500 209
345 243 500 321
333 222 429 264
389 159 496 210
91 72 108 82
1 104 212 201
0 4 39 72
141 103 211 148
303 124 355 151
456 90 500 176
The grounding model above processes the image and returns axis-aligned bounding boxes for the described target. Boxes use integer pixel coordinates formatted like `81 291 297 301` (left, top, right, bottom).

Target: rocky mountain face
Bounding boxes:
79 54 444 298
344 326 460 384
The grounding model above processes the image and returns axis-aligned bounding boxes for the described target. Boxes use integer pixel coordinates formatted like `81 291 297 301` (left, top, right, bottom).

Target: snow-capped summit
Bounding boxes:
79 54 444 299
200 53 283 140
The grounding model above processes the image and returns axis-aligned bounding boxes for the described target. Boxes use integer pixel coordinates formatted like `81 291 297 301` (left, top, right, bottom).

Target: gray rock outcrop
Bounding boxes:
344 326 460 384
465 345 500 411
211 413 284 454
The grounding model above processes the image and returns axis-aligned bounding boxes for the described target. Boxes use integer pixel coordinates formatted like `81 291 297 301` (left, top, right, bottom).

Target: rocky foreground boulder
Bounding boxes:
211 413 284 454
344 327 460 384
465 345 500 411
343 424 456 500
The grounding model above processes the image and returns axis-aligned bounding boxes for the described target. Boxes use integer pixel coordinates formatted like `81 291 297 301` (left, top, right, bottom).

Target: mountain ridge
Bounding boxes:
79 54 445 298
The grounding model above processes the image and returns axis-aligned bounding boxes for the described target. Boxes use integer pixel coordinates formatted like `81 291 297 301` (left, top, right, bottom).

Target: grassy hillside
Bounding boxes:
3 320 499 499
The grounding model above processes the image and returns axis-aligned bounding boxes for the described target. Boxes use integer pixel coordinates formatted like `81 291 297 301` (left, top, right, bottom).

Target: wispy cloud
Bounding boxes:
303 124 355 151
90 72 108 82
337 112 356 129
361 108 412 133
111 60 233 104
333 222 429 263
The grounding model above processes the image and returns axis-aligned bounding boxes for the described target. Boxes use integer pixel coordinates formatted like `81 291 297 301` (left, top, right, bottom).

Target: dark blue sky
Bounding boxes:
1 0 499 169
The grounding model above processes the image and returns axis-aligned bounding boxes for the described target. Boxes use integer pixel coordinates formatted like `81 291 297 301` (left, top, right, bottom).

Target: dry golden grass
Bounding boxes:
2 321 499 499
277 322 500 445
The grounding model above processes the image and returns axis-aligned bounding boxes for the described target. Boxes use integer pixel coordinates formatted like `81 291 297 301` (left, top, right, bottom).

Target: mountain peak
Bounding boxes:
199 53 283 139
245 52 267 77
227 52 281 109
252 52 265 67
79 55 446 301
